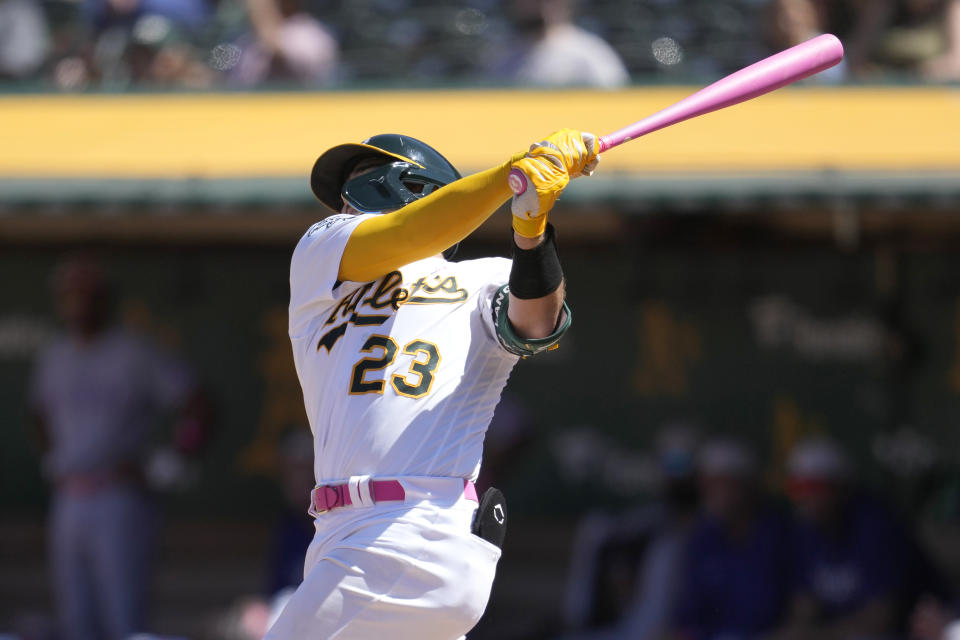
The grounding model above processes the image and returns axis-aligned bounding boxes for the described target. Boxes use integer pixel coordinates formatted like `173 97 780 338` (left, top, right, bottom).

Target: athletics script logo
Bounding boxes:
316 270 468 352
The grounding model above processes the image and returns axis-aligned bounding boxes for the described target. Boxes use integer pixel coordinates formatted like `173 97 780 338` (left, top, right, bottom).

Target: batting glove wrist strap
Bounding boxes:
509 223 563 300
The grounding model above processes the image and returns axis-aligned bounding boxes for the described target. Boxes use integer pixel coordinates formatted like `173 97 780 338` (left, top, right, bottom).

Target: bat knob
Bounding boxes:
507 169 528 195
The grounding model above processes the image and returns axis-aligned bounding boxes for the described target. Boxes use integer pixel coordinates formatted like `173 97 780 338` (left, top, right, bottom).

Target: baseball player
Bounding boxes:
29 256 209 640
268 129 599 639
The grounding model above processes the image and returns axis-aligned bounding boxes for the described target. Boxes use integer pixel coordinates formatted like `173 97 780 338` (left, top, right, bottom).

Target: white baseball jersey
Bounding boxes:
275 213 570 640
288 213 521 485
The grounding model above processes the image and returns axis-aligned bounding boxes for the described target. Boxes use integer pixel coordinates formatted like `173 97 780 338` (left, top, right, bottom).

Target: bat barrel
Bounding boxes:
598 33 844 152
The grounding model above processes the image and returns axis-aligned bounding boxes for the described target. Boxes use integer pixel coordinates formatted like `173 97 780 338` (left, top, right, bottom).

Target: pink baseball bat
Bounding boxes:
508 33 844 195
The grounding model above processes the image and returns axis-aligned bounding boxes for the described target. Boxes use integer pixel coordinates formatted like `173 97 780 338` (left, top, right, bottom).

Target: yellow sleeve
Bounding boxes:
338 154 523 283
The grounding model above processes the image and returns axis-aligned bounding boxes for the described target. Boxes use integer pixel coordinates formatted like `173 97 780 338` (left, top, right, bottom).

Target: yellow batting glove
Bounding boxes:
510 153 568 237
538 128 600 178
509 129 600 238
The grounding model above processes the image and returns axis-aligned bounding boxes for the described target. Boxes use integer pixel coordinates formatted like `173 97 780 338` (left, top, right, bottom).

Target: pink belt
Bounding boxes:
310 477 478 516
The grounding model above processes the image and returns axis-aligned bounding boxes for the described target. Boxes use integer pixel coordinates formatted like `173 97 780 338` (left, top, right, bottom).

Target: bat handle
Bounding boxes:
508 168 528 195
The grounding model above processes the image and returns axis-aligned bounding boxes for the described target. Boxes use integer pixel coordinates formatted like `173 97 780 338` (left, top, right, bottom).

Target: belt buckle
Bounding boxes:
311 483 344 515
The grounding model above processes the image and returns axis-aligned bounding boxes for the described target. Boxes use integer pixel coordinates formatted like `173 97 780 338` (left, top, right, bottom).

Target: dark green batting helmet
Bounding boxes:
310 134 462 214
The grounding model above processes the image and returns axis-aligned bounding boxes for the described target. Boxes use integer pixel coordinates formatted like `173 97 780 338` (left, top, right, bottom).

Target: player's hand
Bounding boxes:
510 129 600 238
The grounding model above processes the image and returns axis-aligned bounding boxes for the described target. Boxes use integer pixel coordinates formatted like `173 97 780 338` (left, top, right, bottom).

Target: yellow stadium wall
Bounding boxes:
2 87 958 178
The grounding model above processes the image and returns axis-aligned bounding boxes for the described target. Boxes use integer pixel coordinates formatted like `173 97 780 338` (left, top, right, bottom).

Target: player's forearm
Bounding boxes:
339 159 519 283
508 284 564 339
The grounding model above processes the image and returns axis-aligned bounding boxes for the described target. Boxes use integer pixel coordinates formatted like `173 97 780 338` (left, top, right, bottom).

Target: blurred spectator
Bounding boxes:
828 0 960 80
878 0 960 81
28 254 211 640
559 424 701 640
123 17 215 88
60 0 214 88
773 437 944 640
228 0 338 87
564 424 697 640
673 438 794 640
82 0 210 35
764 0 847 82
488 0 629 88
0 0 50 78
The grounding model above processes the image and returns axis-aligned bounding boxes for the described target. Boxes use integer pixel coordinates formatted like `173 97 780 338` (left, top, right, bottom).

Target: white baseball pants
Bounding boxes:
264 482 500 640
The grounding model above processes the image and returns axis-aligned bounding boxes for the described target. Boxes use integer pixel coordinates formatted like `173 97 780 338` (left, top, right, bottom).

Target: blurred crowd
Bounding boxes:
8 252 960 640
557 429 960 640
1 0 959 91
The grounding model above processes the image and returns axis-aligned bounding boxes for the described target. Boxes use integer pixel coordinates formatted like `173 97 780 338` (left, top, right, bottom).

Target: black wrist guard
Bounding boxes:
509 223 563 299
